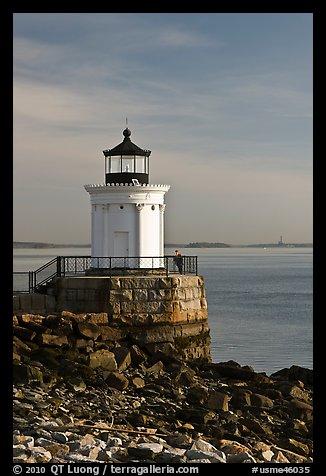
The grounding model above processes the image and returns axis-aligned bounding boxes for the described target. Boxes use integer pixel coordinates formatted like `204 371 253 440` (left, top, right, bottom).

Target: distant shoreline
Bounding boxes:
13 241 313 249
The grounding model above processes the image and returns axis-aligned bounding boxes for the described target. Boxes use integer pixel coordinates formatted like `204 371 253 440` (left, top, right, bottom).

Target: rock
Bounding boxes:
241 417 272 435
191 439 226 461
52 432 69 444
219 439 252 455
205 390 229 411
34 438 55 447
212 361 256 380
129 345 148 365
271 365 313 386
168 363 196 386
13 363 43 385
278 438 310 456
30 446 52 463
287 399 313 421
13 444 29 457
187 384 209 404
271 450 291 463
37 334 68 347
78 322 102 340
67 376 87 392
131 377 145 388
75 339 94 350
128 442 164 459
13 336 32 352
13 326 37 341
186 448 226 463
272 446 308 463
13 435 34 448
46 443 70 457
165 433 193 448
176 408 217 425
89 350 117 371
227 452 256 463
229 389 251 408
105 371 129 391
261 449 274 461
145 360 164 375
250 393 273 408
112 347 132 371
278 383 310 401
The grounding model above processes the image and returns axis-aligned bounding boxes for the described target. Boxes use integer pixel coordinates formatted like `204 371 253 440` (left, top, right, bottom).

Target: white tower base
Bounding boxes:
84 183 170 268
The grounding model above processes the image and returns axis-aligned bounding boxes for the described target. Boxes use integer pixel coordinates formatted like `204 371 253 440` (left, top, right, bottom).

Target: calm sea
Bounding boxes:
13 246 313 375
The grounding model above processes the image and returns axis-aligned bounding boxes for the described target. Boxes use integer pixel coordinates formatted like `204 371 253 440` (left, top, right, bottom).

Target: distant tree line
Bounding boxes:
186 242 231 248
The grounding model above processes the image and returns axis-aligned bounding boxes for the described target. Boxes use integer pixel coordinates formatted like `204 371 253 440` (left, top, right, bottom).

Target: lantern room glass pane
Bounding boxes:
111 157 121 173
122 156 134 173
136 157 145 173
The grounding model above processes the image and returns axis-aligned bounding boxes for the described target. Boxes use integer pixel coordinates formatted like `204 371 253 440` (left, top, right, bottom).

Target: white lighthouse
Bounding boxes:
84 127 170 268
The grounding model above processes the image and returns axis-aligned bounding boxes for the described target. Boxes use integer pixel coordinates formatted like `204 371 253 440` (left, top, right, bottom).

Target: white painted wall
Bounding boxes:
85 184 170 266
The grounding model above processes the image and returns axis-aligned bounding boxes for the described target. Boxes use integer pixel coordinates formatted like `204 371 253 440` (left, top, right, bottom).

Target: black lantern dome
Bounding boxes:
103 128 151 185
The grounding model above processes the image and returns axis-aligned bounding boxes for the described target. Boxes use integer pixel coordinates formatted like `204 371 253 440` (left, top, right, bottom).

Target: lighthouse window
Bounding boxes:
136 157 145 173
122 156 134 173
111 157 121 173
151 205 155 210
120 205 124 210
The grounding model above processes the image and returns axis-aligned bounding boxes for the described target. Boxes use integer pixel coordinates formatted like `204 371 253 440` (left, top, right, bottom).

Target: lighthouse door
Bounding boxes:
113 232 129 257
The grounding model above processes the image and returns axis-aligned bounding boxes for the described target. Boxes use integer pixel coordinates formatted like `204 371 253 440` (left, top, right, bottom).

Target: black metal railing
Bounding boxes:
15 255 198 293
58 255 198 278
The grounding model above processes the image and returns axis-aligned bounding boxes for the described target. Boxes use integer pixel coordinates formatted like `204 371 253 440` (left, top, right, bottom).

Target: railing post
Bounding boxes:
166 256 168 277
57 257 61 278
29 271 33 293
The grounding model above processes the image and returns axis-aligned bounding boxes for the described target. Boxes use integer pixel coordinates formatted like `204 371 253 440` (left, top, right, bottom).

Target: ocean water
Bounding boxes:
13 246 313 375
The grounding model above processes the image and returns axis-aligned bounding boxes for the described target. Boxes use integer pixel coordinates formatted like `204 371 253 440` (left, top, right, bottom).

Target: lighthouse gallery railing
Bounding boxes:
14 255 198 293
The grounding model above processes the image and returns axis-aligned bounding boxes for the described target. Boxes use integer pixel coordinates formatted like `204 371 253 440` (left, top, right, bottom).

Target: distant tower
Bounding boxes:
84 127 170 266
278 235 284 246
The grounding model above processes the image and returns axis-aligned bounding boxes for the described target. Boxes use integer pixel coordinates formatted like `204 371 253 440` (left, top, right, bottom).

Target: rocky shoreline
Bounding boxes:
13 312 313 464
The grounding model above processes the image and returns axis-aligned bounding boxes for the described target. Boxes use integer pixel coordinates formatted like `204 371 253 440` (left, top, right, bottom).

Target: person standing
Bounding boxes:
174 250 183 274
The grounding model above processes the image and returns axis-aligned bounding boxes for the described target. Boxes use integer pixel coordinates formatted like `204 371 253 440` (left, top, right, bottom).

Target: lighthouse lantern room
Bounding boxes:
84 127 170 267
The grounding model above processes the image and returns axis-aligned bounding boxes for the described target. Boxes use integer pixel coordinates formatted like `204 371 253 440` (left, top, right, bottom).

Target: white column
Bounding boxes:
159 204 166 257
103 204 110 257
135 203 144 256
91 204 96 257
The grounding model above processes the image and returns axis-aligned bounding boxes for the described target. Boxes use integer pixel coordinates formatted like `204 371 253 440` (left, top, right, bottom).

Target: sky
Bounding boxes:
13 13 313 245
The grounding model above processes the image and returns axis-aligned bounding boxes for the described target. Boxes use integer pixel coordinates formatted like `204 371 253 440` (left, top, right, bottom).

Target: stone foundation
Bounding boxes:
13 275 211 363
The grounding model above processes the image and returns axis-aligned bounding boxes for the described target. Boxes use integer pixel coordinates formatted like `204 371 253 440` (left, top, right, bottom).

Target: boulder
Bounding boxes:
287 399 313 421
187 384 209 404
212 361 256 380
112 347 132 371
278 438 309 457
278 383 310 402
37 335 68 347
13 363 43 385
250 392 273 408
271 365 313 386
88 350 117 371
128 442 164 459
205 390 229 411
230 389 251 409
105 371 129 391
13 326 37 341
78 322 101 340
185 448 226 463
129 344 148 365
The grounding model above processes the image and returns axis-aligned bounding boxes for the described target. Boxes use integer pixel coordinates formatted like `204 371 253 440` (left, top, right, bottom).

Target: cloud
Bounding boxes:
13 14 313 244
